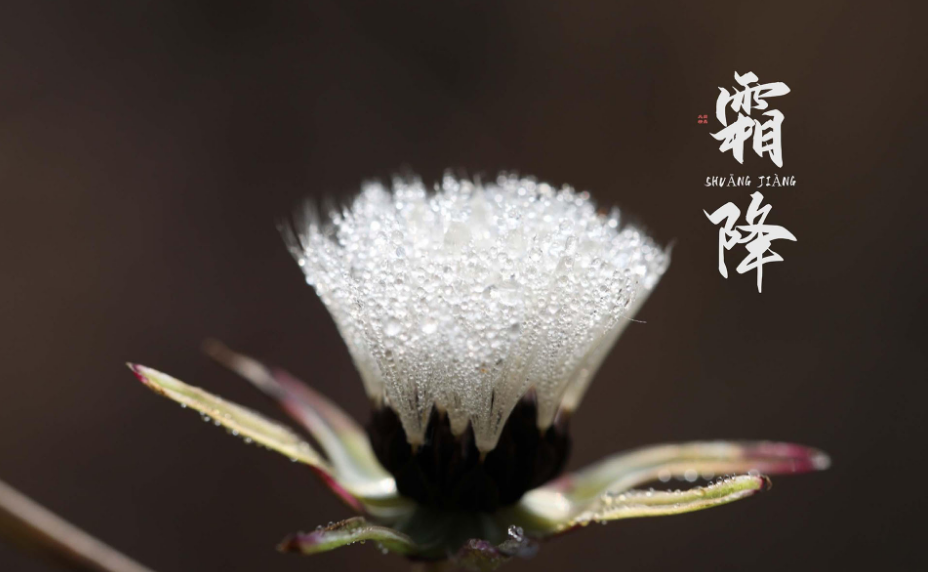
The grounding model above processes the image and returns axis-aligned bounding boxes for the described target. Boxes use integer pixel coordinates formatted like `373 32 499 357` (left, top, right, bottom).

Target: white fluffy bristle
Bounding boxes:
287 173 668 452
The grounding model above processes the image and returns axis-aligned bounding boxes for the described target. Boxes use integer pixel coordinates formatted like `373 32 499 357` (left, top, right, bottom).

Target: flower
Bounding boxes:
129 174 828 570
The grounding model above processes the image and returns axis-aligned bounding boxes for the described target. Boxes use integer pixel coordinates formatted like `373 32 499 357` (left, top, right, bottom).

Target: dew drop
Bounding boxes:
384 320 401 336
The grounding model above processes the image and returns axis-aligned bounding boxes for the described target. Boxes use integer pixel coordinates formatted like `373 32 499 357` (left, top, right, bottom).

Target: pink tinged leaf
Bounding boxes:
202 341 386 480
539 440 828 505
127 364 364 513
0 478 158 572
512 441 828 534
201 342 412 519
277 516 419 557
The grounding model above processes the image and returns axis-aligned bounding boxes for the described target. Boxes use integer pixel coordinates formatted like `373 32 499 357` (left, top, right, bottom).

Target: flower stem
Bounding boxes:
0 478 157 572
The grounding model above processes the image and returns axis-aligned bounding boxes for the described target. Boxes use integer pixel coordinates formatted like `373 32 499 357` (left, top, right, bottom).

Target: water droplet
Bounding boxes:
384 320 401 336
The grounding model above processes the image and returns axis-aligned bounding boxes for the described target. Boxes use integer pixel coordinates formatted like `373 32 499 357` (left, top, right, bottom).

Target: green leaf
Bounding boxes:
201 341 407 516
277 517 419 556
512 441 827 534
534 441 826 508
129 364 329 467
564 475 771 529
128 364 367 511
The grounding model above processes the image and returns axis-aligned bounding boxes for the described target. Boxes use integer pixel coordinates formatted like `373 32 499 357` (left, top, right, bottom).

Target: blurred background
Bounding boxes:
1 2 925 571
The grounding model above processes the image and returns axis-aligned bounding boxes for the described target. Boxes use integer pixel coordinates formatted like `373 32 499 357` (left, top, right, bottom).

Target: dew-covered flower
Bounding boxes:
129 174 828 570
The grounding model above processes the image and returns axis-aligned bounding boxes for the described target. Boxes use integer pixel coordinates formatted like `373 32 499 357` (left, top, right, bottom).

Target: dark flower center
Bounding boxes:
367 394 571 512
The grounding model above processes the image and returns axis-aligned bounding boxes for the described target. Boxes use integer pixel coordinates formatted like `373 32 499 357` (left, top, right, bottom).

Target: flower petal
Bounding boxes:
559 475 771 532
452 526 539 572
128 363 363 512
0 478 158 572
277 516 419 556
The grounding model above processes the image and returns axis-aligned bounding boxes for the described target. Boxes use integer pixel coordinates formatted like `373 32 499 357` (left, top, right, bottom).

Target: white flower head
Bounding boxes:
286 173 669 452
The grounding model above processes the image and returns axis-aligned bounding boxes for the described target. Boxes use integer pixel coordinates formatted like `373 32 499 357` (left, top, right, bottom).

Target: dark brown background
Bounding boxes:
1 2 925 571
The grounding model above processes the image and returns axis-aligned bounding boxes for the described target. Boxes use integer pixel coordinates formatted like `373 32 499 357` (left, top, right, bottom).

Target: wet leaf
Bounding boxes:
202 341 408 518
513 441 827 534
521 441 827 522
128 364 363 512
564 474 772 530
277 516 419 556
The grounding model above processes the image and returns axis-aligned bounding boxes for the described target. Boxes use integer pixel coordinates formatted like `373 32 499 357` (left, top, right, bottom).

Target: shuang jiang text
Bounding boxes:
705 174 797 188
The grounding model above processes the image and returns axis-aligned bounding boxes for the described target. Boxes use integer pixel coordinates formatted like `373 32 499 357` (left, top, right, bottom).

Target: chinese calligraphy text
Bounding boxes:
711 71 790 168
704 191 796 293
